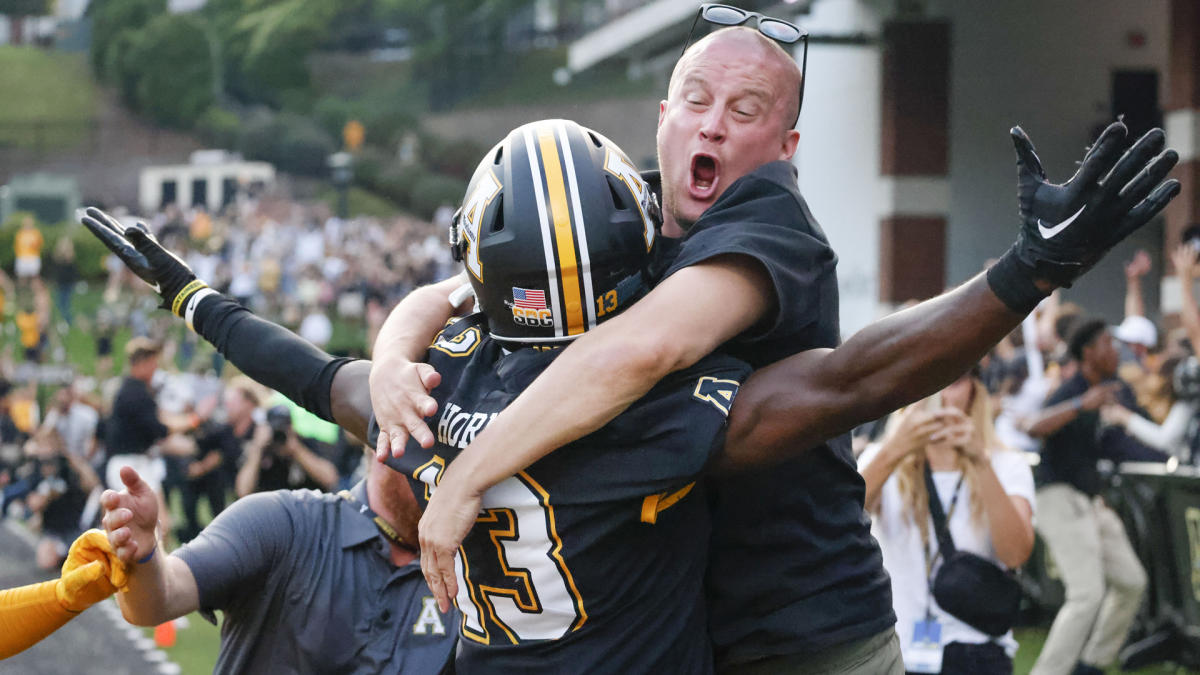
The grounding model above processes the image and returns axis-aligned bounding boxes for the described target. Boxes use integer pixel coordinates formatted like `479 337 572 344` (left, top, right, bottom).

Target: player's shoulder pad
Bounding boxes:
428 312 489 359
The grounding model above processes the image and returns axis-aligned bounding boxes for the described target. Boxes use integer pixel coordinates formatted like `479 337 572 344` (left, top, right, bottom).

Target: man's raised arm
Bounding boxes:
721 123 1178 467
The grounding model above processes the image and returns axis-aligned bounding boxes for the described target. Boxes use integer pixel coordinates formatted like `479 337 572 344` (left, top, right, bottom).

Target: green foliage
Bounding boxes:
196 106 240 148
0 0 49 16
126 13 215 127
420 133 486 180
0 213 108 280
408 172 464 220
0 47 97 149
372 163 425 207
349 146 389 189
223 0 369 108
102 29 141 107
311 95 369 145
88 0 166 77
240 109 336 177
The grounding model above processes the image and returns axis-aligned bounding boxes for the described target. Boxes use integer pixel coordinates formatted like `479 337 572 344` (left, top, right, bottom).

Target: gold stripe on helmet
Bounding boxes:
536 127 586 336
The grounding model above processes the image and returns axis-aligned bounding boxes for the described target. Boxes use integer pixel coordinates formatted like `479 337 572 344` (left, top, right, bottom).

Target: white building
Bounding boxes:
138 150 274 214
567 0 1193 335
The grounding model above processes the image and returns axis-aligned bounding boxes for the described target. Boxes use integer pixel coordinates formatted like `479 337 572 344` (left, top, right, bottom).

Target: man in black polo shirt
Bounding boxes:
104 338 195 535
1027 318 1164 675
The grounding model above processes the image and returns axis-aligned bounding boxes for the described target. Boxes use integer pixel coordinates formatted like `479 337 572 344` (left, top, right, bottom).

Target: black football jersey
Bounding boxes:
377 314 750 673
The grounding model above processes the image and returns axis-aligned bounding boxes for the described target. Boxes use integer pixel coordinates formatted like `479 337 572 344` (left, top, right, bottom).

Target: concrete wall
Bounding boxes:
943 0 1170 322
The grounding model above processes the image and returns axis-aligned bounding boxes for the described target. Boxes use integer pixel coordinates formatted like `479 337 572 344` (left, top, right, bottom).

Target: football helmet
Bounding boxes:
450 119 659 345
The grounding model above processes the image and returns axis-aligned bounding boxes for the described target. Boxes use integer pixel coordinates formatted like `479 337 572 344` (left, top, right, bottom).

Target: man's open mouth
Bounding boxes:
690 154 718 197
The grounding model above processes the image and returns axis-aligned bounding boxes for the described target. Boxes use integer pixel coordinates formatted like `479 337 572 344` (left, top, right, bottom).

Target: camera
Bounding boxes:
266 405 292 445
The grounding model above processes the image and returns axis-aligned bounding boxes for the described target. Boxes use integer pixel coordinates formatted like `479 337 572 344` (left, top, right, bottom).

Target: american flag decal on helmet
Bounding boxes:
512 287 547 310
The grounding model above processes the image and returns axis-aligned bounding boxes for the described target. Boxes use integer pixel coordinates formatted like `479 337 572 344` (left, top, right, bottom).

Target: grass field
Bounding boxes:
0 46 96 149
139 622 1200 675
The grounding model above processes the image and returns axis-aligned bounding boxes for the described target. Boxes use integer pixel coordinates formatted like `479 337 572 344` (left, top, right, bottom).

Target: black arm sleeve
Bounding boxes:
191 294 353 423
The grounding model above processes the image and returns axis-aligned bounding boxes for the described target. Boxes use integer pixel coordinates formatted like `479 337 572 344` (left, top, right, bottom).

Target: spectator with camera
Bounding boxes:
24 431 102 571
860 367 1035 674
235 403 338 497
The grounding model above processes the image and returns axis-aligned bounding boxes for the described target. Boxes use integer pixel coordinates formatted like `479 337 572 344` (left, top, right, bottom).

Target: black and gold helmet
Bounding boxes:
450 119 659 346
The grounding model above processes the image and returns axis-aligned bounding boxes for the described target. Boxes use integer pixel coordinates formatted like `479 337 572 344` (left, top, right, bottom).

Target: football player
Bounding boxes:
88 120 750 673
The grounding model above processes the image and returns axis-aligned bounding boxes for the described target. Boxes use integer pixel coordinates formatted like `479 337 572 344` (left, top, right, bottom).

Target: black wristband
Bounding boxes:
191 294 354 423
987 244 1050 315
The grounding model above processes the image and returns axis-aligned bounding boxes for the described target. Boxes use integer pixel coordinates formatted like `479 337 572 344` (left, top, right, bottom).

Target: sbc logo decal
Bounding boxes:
511 286 554 327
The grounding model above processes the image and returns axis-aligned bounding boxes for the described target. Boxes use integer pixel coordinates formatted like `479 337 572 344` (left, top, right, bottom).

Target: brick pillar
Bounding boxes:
1166 0 1200 250
878 20 950 305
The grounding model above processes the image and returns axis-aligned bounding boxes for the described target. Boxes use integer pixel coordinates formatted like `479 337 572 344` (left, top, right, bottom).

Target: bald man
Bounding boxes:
374 26 897 673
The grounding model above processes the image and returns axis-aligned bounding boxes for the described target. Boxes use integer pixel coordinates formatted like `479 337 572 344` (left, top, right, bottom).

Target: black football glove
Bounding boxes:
80 207 212 319
988 121 1181 313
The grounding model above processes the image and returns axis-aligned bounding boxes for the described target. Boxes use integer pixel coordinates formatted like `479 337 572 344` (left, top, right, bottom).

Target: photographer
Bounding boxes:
24 432 102 571
860 368 1035 675
235 405 338 498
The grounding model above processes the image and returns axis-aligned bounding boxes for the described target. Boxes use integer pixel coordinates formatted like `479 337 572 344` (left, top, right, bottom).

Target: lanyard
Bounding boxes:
922 472 964 619
338 489 416 552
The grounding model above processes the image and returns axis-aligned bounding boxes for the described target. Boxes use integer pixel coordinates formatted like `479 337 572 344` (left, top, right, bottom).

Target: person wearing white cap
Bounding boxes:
1112 315 1157 355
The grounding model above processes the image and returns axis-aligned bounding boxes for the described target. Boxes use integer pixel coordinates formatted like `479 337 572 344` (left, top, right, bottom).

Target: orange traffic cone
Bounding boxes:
154 620 176 648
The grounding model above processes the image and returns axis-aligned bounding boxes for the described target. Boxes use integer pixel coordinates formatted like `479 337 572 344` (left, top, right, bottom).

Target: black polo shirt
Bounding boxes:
175 481 457 674
1038 372 1166 495
105 376 167 456
652 162 895 666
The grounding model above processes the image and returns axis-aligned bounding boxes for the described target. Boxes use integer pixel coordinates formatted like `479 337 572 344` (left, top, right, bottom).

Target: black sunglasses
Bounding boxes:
681 3 809 126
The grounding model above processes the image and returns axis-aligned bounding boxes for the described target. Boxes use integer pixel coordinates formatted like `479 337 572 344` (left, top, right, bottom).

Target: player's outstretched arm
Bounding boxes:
0 530 127 659
80 207 374 442
722 122 1179 468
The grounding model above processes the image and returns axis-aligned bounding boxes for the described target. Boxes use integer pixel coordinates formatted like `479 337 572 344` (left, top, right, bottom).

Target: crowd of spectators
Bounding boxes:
0 191 455 574
4 183 1200 672
852 243 1200 674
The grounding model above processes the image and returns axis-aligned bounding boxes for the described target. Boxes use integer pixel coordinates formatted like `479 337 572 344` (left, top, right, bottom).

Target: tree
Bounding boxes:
125 13 215 128
0 0 49 45
87 0 166 78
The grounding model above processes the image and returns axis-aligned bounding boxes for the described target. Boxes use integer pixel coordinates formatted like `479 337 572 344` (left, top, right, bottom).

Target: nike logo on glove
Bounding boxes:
1037 205 1086 239
149 282 161 293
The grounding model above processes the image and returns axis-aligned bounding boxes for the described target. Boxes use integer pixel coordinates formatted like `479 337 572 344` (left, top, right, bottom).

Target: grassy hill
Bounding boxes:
0 46 97 150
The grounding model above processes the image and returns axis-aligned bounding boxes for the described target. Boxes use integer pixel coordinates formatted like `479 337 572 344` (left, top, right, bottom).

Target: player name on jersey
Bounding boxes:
436 403 499 450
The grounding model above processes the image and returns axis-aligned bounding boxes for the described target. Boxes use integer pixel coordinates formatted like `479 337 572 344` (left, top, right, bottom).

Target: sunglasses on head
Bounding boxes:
681 3 809 125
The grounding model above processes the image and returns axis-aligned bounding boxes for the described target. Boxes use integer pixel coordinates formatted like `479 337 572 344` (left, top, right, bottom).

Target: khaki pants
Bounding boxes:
722 628 904 675
1031 484 1146 675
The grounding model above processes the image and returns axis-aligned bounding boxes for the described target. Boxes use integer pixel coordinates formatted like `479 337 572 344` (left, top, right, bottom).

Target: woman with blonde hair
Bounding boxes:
859 367 1036 674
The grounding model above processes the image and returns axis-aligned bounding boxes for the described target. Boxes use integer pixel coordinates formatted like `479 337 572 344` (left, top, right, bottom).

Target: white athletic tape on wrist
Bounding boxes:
184 288 219 332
